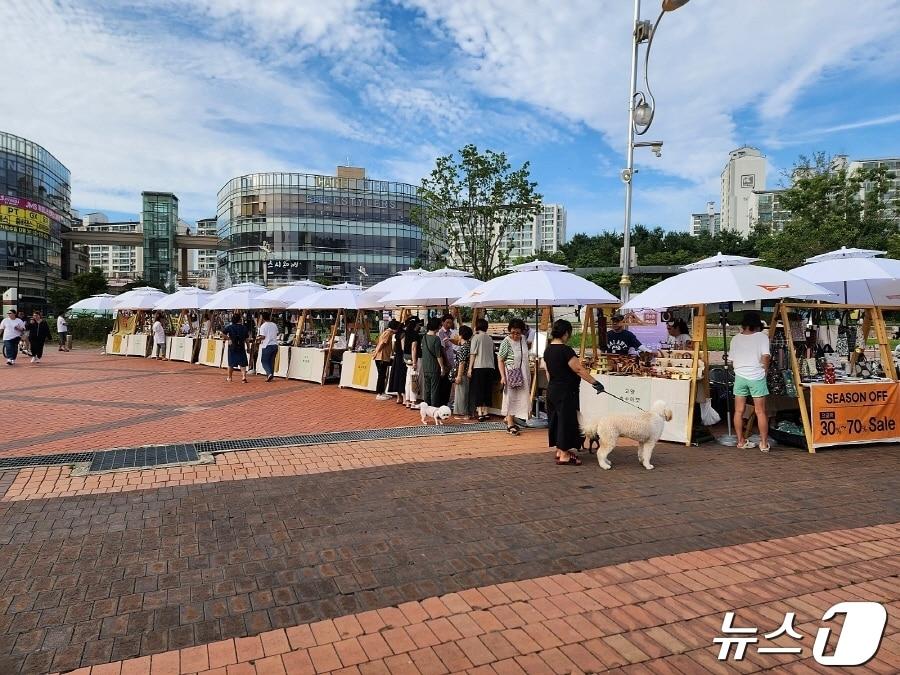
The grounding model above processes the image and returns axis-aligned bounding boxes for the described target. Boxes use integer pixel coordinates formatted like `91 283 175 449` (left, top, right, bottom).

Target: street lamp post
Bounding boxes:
619 0 690 303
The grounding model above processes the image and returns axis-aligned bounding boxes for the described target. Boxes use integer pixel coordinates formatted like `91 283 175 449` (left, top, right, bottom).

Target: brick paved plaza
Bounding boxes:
0 351 898 674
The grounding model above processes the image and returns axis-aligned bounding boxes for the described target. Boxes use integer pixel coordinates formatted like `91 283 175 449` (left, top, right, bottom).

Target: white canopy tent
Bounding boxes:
289 283 383 311
202 282 285 310
359 269 427 306
621 253 835 310
257 280 324 306
68 293 117 314
153 287 213 311
113 287 168 310
790 247 900 306
378 268 481 307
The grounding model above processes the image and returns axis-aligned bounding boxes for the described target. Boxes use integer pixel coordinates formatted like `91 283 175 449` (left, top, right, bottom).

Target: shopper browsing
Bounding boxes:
258 311 279 382
730 311 771 452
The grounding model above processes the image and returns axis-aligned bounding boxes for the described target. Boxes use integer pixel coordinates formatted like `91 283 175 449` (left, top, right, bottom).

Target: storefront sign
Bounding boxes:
352 353 373 387
0 202 51 237
810 382 900 447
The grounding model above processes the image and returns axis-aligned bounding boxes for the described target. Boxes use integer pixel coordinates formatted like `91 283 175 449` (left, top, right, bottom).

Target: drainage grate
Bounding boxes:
0 452 94 470
194 422 507 454
88 445 198 473
0 423 506 473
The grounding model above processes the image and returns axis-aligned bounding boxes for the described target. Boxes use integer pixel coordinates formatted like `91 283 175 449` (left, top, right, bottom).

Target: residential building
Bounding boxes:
142 192 179 287
690 202 720 236
0 130 71 312
216 166 425 285
750 189 791 232
192 217 218 288
80 212 143 285
848 157 900 224
720 146 766 235
503 204 567 260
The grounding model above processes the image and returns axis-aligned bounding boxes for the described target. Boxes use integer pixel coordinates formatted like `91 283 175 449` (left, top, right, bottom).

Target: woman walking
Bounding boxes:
419 317 447 407
387 321 407 405
223 313 249 383
453 325 473 419
497 318 531 435
468 318 496 421
26 311 51 364
544 319 605 465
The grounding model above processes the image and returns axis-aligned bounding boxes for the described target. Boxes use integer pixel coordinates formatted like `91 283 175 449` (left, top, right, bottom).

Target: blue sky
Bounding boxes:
3 0 899 235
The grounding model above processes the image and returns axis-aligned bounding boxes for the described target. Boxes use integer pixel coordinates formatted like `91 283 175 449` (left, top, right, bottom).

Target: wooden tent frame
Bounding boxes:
768 302 898 453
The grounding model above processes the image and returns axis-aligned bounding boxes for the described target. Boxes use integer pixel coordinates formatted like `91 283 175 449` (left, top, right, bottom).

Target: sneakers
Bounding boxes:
5 359 12 366
375 394 392 401
266 374 274 382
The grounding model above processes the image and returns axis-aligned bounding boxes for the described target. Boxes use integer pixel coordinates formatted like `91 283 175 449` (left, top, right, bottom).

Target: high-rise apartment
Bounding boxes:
80 212 143 284
690 201 720 236
720 147 766 235
503 204 567 260
848 157 900 224
750 189 791 232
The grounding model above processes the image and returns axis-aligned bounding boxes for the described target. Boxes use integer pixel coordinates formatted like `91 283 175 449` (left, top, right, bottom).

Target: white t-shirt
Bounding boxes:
665 333 692 348
730 331 770 380
2 317 25 341
152 320 166 344
57 316 68 333
259 321 279 349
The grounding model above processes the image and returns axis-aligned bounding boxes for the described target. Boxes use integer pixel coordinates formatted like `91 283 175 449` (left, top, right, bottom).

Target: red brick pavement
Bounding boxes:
50 522 900 674
0 350 430 457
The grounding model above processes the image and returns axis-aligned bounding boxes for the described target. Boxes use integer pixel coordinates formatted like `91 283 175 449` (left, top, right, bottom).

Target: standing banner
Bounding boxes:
809 382 900 448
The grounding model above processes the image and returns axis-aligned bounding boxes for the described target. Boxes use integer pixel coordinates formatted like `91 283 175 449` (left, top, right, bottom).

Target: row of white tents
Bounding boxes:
69 247 900 315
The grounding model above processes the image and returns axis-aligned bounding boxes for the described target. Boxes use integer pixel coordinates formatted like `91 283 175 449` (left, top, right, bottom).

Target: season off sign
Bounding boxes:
810 382 900 448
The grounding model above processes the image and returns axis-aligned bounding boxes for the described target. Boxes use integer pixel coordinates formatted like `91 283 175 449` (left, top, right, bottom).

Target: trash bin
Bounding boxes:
66 334 73 350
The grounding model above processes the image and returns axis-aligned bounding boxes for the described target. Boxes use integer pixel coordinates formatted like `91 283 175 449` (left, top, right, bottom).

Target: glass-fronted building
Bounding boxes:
141 191 178 288
1 131 70 312
216 166 425 285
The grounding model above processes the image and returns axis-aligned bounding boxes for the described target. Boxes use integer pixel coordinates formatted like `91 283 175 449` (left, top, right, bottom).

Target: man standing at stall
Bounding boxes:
606 314 642 355
730 311 772 452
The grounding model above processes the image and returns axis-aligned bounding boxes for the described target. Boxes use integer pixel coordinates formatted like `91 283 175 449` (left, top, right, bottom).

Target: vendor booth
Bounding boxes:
107 287 168 358
622 253 837 446
155 287 213 363
199 283 282 370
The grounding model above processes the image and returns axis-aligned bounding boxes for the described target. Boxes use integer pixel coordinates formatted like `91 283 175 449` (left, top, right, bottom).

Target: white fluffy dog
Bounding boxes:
580 400 672 470
419 402 452 426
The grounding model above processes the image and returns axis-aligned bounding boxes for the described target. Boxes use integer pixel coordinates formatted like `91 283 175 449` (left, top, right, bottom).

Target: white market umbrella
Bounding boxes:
621 253 835 310
453 260 619 307
379 268 482 307
113 287 168 310
290 283 382 311
69 293 116 313
258 280 324 306
153 287 213 310
359 269 427 305
203 283 285 310
790 247 900 306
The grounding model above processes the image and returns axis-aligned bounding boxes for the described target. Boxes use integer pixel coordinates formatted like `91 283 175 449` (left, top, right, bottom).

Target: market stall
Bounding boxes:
155 287 213 363
200 283 280 370
454 261 619 421
288 284 382 386
622 253 835 446
107 287 168 358
68 293 116 316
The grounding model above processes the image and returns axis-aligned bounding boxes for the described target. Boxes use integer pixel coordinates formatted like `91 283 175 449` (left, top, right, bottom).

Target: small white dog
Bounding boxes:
419 402 452 426
580 400 672 470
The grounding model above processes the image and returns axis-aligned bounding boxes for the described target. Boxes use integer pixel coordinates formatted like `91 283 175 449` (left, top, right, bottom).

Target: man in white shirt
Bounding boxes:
2 310 26 365
729 311 771 452
258 312 279 382
57 313 69 351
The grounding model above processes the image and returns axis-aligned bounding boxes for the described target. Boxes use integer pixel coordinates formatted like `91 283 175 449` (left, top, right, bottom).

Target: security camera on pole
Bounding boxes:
620 0 690 303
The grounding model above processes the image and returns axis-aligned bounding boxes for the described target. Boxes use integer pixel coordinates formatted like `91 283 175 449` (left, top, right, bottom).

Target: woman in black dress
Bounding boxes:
543 319 604 465
223 313 249 383
387 322 407 405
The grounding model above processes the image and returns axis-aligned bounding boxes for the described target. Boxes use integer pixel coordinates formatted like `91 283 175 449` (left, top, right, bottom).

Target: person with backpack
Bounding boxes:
223 313 249 383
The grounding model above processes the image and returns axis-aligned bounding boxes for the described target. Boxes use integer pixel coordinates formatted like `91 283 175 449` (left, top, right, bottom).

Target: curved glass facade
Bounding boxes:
216 170 425 285
1 131 70 309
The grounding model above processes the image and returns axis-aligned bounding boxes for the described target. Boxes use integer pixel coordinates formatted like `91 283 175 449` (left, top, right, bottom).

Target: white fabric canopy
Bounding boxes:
258 280 324 306
113 287 168 310
203 283 286 310
68 293 117 313
153 287 214 310
622 253 834 309
453 261 618 307
359 269 427 305
290 283 383 311
790 247 900 305
379 268 480 307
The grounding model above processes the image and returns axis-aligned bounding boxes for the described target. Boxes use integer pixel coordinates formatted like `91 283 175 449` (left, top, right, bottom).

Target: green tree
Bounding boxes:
759 153 899 269
47 284 76 314
414 144 542 279
71 268 108 300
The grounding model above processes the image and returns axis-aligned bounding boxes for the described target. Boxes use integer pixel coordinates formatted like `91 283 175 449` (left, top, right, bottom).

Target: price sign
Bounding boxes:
810 382 900 448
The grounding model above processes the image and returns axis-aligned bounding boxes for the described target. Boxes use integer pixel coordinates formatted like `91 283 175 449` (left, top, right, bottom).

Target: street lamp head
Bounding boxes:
633 100 653 128
662 0 690 11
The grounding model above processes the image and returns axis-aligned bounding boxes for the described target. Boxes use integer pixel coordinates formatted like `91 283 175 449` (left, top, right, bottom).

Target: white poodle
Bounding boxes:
580 400 672 470
419 402 452 426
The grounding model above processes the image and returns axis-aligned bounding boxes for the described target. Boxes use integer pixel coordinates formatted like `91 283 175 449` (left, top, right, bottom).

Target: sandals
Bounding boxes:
506 425 520 436
477 415 489 422
738 440 756 449
556 455 582 466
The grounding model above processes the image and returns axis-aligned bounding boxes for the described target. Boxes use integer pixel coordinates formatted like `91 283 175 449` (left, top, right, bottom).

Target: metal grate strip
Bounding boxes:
0 423 505 473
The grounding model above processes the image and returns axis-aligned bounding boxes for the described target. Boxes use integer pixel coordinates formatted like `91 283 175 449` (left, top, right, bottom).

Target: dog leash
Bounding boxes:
594 386 646 411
